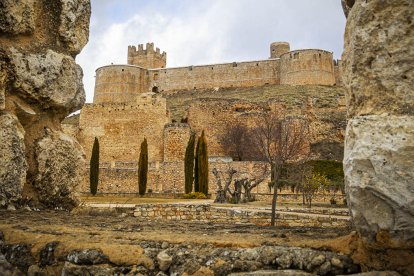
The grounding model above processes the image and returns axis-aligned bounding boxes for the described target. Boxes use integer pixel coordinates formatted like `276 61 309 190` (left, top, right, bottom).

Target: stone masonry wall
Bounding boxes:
80 161 270 194
163 123 192 162
93 65 148 104
280 50 335 86
149 59 280 93
133 204 350 228
78 94 169 162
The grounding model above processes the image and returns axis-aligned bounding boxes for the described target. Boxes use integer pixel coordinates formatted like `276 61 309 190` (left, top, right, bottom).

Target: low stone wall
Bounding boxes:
133 204 350 228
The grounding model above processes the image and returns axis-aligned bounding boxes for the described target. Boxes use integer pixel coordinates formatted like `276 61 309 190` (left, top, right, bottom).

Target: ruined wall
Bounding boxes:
270 42 290 58
280 50 336 86
187 99 265 157
78 94 169 163
93 65 149 104
342 0 414 250
127 42 166 69
80 161 269 194
163 123 192 162
149 59 280 93
334 60 343 87
0 0 90 209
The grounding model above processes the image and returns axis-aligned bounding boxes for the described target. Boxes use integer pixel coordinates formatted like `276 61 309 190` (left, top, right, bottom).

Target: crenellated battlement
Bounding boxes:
127 42 167 69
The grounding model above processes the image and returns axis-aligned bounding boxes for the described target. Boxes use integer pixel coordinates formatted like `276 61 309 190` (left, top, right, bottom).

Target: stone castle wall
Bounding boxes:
163 123 192 162
78 94 169 162
280 49 335 86
127 42 166 69
149 59 280 93
80 160 270 194
93 65 148 104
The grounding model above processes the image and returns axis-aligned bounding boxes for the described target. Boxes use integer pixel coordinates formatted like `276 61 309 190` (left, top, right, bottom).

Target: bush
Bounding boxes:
183 192 208 199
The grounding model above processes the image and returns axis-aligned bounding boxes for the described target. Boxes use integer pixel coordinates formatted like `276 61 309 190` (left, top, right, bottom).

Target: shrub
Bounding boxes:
184 133 195 194
138 138 148 196
89 137 99 195
183 192 207 199
197 130 209 196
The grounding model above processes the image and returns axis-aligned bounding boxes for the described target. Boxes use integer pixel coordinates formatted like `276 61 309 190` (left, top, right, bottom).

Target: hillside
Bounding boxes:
161 84 346 121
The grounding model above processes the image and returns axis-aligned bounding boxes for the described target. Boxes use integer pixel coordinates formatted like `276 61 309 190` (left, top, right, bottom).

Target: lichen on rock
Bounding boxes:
0 113 27 207
34 129 85 209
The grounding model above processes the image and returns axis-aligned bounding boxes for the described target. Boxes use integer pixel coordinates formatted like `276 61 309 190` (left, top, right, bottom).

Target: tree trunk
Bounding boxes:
270 163 279 226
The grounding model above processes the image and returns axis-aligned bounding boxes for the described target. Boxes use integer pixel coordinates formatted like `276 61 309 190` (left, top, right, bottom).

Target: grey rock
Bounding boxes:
9 48 85 114
66 249 109 265
3 244 35 273
58 0 91 55
341 0 355 18
310 254 325 267
161 241 169 249
229 270 314 276
39 241 59 267
240 248 259 261
157 250 172 271
0 0 35 35
0 254 24 276
344 116 414 245
61 261 124 276
6 204 16 211
34 130 85 210
0 113 27 207
343 271 401 276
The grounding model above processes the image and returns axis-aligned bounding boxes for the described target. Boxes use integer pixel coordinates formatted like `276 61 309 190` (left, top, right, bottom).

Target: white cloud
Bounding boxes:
77 0 346 103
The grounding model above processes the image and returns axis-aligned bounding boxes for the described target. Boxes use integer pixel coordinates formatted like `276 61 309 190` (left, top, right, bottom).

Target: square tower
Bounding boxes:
127 42 167 69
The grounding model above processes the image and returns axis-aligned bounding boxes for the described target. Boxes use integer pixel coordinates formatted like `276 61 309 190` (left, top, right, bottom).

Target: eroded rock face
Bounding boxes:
0 113 27 207
34 130 85 209
0 1 90 209
8 48 85 114
342 0 414 248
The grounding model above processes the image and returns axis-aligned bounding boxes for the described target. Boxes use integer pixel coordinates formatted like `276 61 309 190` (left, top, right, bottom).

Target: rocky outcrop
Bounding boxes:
0 113 27 207
0 1 90 209
34 130 85 209
342 0 414 250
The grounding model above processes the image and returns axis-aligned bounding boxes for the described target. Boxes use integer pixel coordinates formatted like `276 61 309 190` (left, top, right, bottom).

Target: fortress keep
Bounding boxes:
68 41 345 195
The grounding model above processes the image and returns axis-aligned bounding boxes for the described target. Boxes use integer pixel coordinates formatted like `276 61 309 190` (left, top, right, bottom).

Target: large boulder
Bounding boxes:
0 113 27 207
0 0 90 209
34 129 85 209
342 0 414 249
8 48 85 115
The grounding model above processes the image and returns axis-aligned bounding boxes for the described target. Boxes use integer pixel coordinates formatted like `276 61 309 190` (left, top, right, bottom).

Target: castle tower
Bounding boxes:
127 42 167 69
270 42 290 58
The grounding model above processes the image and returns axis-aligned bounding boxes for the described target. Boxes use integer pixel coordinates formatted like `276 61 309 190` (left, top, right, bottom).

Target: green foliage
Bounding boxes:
138 138 148 196
183 192 207 199
306 160 344 182
184 133 195 194
303 172 331 208
197 131 209 196
194 136 200 193
89 137 99 195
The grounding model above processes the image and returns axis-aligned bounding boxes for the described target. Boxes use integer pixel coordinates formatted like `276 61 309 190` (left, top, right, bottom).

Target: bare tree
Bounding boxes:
251 112 309 226
212 167 237 203
220 120 259 161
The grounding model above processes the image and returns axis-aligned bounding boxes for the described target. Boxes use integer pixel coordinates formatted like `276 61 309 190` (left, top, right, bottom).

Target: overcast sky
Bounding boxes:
76 0 346 103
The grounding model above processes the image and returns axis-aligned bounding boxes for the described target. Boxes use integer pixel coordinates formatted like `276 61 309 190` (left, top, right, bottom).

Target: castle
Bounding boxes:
63 42 345 195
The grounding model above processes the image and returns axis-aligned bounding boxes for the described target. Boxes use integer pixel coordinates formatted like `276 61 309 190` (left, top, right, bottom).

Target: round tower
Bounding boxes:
93 65 149 104
280 49 336 86
270 42 290 58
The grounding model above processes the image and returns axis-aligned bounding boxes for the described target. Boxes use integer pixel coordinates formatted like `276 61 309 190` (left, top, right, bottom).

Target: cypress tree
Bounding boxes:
138 138 148 196
184 133 195 194
194 134 201 193
89 137 99 195
198 130 209 196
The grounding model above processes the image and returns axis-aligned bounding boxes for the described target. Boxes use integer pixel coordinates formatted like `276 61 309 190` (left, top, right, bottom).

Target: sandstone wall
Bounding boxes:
187 99 265 157
78 94 169 162
127 43 166 69
342 0 414 250
0 0 90 209
280 50 336 86
149 59 280 93
80 161 269 194
163 123 192 162
133 203 350 228
93 65 148 104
